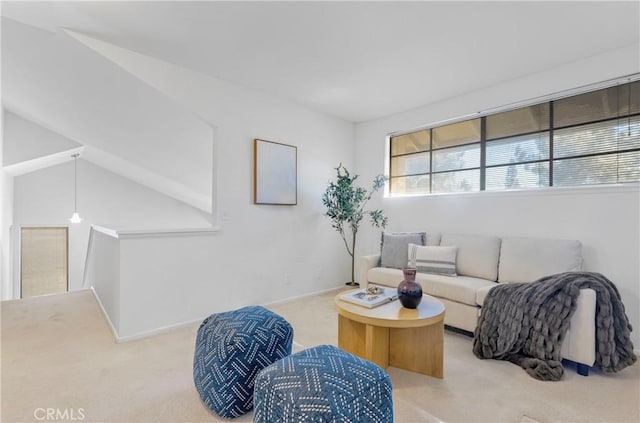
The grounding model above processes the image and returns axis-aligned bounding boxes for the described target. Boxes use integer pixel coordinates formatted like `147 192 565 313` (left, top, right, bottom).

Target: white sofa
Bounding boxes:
360 233 597 375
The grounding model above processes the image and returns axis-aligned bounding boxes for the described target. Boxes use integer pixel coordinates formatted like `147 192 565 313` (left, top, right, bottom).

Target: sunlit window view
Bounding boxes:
389 80 640 196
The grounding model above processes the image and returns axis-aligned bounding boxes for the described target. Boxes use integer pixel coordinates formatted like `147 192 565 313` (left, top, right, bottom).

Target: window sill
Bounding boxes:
386 182 639 200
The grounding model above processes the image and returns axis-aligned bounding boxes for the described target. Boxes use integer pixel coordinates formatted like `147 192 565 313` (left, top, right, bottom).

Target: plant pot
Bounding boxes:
397 267 422 309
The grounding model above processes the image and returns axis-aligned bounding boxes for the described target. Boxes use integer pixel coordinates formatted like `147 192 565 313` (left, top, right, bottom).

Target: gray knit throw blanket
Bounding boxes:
473 271 636 381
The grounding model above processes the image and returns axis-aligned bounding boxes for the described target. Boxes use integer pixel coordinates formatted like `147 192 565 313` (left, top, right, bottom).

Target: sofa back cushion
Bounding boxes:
425 233 442 246
498 237 582 283
440 234 501 281
380 232 426 269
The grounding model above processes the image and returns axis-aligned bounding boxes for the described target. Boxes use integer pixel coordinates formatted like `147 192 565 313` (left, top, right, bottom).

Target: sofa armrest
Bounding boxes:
359 254 381 289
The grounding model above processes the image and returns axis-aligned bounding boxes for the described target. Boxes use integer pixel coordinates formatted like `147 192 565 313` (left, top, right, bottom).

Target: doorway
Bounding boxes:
20 227 69 299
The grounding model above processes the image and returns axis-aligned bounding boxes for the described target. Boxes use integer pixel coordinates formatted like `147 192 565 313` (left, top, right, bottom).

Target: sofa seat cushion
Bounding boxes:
476 284 497 306
368 267 404 287
419 273 496 307
367 267 495 307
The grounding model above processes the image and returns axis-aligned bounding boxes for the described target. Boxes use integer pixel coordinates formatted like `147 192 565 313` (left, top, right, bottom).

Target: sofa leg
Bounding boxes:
576 363 590 376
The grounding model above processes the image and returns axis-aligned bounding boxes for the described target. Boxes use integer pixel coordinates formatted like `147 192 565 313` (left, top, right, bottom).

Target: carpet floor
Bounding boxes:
1 288 638 422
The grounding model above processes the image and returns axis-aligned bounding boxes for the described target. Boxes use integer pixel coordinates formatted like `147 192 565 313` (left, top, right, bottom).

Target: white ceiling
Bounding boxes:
2 1 638 212
3 0 639 123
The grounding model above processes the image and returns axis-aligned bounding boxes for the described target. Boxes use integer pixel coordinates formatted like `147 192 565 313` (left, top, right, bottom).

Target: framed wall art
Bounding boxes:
253 139 297 205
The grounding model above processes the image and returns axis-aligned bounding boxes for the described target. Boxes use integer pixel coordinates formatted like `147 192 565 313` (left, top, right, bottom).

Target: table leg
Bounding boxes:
365 324 390 369
338 315 390 369
389 318 444 378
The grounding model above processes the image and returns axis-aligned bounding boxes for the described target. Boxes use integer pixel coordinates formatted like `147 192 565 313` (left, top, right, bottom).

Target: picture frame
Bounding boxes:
253 139 297 205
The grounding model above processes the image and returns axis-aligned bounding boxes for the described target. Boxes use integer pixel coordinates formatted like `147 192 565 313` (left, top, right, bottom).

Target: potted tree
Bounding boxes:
322 164 388 286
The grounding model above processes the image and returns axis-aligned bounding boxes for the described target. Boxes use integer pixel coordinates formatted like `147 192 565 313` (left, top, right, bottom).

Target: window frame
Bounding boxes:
387 75 640 197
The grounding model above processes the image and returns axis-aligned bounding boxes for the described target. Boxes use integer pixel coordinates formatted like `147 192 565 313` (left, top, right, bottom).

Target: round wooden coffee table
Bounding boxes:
334 290 446 378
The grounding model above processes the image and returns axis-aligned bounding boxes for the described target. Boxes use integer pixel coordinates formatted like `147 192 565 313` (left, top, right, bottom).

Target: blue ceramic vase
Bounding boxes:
397 267 422 309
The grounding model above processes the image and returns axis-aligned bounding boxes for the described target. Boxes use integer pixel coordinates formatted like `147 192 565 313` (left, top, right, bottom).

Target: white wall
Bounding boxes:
3 111 80 166
1 108 15 300
12 159 212 296
87 224 340 341
1 173 13 300
3 19 214 198
74 37 357 302
9 36 355 311
355 44 640 347
89 230 121 332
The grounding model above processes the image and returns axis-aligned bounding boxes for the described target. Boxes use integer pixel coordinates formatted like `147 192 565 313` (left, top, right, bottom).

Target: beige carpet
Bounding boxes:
1 289 639 423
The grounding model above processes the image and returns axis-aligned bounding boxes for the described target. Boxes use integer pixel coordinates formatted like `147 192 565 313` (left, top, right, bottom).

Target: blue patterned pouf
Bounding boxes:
193 306 293 418
254 345 394 423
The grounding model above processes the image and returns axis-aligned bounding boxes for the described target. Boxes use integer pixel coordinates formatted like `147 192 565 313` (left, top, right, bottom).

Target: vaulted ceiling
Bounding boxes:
2 1 638 212
3 1 639 123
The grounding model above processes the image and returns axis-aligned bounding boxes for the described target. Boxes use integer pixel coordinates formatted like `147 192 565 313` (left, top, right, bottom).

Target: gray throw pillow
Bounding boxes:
380 232 427 269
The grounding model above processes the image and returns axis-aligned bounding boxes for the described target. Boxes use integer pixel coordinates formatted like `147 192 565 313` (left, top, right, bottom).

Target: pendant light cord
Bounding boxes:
74 155 77 212
72 153 79 213
69 153 82 223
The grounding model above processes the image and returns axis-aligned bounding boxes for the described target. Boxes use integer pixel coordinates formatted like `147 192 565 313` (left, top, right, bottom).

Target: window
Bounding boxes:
389 80 640 196
21 227 68 298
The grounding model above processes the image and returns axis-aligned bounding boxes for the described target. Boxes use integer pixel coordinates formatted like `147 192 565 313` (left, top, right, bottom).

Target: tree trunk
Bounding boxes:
350 229 357 285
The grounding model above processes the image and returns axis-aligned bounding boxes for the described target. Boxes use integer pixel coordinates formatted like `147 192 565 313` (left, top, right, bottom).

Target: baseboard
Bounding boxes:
445 325 474 338
88 287 640 360
261 285 344 308
114 317 205 343
115 285 343 342
89 288 204 343
91 285 344 343
118 286 345 343
88 287 120 341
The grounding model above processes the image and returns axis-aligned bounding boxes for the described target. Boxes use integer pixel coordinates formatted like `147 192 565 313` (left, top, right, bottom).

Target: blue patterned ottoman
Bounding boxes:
254 344 393 422
193 306 293 418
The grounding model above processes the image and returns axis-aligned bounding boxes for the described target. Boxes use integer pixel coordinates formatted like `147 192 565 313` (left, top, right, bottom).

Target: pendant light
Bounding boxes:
69 154 82 223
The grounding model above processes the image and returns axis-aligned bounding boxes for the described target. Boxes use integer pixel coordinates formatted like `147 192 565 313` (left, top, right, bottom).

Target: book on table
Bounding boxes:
340 286 398 308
